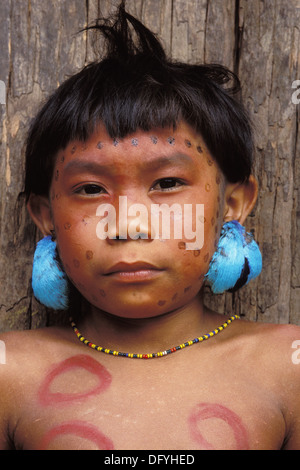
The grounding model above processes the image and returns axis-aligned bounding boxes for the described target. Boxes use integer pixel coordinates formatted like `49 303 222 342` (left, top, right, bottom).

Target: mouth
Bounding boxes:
104 261 163 282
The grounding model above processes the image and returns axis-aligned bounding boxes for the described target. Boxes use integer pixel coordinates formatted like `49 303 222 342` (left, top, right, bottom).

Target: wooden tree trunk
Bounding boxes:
0 0 299 332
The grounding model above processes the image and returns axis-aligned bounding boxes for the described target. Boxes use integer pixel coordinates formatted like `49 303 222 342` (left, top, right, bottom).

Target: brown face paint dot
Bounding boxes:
196 145 203 154
205 183 211 192
178 241 186 250
55 169 59 181
86 250 93 260
207 157 213 166
158 300 166 306
71 146 76 154
167 137 175 145
55 193 61 200
99 289 106 297
184 139 192 148
172 293 178 301
216 174 221 185
204 253 209 263
184 286 192 293
77 282 86 291
193 249 201 257
73 259 80 268
64 222 71 230
60 155 65 163
97 141 103 149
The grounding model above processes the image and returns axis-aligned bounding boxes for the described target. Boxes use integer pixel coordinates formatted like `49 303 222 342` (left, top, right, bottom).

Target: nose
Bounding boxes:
96 196 155 244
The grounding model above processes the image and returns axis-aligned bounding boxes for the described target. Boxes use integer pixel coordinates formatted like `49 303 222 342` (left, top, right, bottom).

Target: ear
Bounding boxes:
223 175 258 225
27 194 54 236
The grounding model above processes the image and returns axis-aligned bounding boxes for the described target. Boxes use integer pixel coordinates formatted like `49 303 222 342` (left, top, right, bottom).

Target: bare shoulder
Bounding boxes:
233 319 300 449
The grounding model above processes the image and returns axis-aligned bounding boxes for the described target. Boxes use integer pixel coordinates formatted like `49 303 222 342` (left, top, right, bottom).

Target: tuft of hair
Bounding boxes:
25 0 254 200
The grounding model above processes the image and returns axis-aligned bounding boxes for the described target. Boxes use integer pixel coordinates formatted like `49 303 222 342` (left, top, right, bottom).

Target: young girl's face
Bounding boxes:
50 121 225 319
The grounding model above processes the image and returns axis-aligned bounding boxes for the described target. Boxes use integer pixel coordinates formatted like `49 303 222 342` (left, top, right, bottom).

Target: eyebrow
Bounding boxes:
63 153 196 175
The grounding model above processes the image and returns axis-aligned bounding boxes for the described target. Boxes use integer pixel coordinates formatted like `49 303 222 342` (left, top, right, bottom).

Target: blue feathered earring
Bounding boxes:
205 220 262 294
32 235 69 310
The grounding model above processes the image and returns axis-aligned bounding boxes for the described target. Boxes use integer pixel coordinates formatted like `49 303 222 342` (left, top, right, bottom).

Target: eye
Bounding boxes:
151 178 186 192
74 184 106 196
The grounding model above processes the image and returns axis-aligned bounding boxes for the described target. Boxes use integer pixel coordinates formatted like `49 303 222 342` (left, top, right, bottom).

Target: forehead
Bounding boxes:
56 121 214 172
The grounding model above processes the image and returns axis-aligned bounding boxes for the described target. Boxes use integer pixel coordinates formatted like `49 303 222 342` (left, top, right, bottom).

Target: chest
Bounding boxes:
14 353 285 450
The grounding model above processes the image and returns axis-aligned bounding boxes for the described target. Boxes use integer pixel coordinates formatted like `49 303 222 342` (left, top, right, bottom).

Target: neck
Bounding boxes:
76 295 212 355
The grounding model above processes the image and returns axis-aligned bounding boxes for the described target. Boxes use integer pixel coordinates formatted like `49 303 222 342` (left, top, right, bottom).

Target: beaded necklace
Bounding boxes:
70 314 239 359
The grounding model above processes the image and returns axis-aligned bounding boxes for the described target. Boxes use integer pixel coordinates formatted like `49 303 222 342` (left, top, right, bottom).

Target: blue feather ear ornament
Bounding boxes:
205 220 262 294
32 235 69 310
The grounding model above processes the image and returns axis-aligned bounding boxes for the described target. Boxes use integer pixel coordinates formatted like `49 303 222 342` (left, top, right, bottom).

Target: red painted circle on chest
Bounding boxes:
189 402 249 450
39 420 114 450
38 354 111 406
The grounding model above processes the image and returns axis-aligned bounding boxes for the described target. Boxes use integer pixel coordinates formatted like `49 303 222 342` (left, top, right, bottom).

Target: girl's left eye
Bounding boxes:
151 178 186 191
74 184 106 196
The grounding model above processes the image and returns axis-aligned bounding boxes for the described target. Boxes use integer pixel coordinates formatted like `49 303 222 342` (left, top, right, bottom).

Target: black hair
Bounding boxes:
25 1 254 200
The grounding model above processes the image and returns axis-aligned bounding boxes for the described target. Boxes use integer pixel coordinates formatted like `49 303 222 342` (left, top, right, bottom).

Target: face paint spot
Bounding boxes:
60 155 65 163
55 170 59 181
56 193 61 200
178 241 186 250
205 183 211 192
197 145 203 154
113 138 119 147
158 300 166 306
71 146 76 154
97 141 103 149
86 250 93 260
77 282 86 291
194 249 201 257
131 138 138 146
150 136 158 144
167 137 175 145
204 253 209 263
64 222 71 230
73 259 80 268
207 157 213 166
172 293 178 302
184 139 192 148
184 286 192 293
99 289 106 298
216 174 221 185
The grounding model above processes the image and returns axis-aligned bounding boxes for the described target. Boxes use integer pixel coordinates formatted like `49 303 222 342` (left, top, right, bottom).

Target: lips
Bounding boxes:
105 261 160 275
104 261 163 282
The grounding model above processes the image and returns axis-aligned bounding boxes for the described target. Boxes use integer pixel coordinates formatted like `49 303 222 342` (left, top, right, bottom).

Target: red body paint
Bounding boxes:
38 354 111 406
39 420 114 450
189 403 249 450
